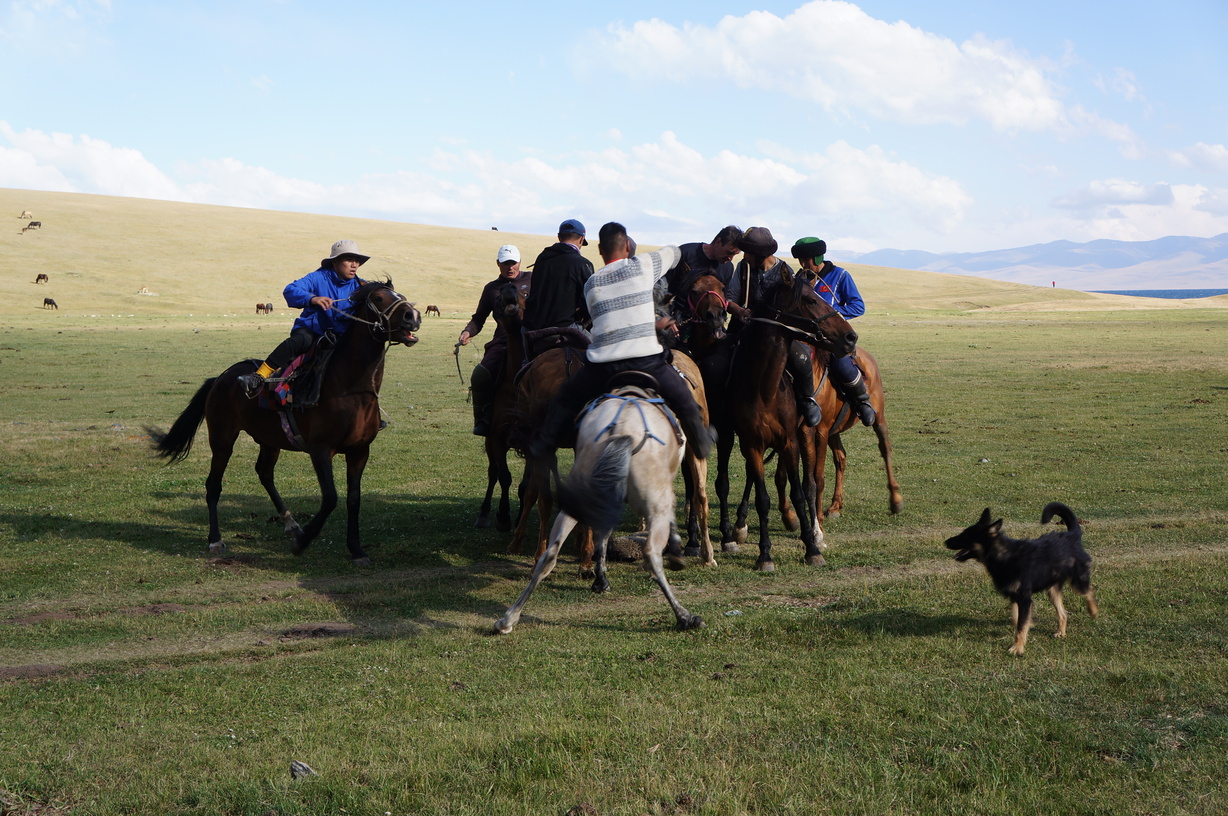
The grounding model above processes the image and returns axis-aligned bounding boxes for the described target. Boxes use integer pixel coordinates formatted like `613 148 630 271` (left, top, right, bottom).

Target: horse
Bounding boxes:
715 269 857 571
42 298 57 310
255 303 268 315
494 384 702 634
35 273 48 285
425 305 441 317
265 302 274 314
147 280 421 564
474 281 524 531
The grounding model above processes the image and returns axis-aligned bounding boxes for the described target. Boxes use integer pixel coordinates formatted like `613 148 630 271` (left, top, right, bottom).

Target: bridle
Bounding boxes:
336 285 415 340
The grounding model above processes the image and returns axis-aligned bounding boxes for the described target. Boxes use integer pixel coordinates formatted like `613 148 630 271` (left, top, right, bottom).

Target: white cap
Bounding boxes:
497 244 520 264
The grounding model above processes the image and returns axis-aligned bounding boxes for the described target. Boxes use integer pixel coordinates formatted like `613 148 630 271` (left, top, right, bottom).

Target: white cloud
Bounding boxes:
592 1 1070 132
1051 182 1228 242
1167 142 1228 173
1054 179 1174 211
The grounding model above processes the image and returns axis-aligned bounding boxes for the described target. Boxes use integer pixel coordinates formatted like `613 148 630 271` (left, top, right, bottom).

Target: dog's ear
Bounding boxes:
988 519 1003 536
978 508 992 526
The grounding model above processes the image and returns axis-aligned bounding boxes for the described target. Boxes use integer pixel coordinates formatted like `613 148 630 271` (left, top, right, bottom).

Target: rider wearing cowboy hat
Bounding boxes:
237 240 370 397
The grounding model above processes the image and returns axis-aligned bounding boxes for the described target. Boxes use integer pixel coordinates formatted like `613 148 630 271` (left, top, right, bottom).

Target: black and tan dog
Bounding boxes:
945 502 1099 655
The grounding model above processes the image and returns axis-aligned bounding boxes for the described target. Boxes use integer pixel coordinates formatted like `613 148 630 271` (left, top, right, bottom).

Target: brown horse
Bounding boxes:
148 280 421 564
715 270 857 570
475 281 525 531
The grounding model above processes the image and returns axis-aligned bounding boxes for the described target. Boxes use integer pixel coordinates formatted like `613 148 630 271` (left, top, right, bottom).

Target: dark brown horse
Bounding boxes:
715 270 857 570
148 280 421 564
475 281 525 531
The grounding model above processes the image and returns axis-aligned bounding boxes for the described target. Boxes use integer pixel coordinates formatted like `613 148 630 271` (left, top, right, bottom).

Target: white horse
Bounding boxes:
495 386 704 633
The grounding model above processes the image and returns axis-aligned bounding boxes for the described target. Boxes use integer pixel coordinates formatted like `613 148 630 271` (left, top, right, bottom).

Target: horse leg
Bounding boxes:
495 447 513 531
494 513 580 634
744 449 774 572
873 413 904 515
680 460 698 557
644 508 703 630
776 458 799 532
343 447 371 565
687 454 716 566
255 445 303 541
476 438 498 529
826 433 847 519
789 447 825 566
715 429 739 553
590 529 611 594
204 431 239 555
293 448 338 556
508 461 537 554
576 524 595 579
735 480 752 546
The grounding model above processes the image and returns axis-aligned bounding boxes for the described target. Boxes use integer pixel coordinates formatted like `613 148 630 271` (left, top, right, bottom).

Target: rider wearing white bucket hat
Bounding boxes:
237 240 371 397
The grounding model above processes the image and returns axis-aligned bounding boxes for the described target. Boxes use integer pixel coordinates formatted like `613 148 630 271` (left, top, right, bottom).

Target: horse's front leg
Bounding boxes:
205 431 239 555
715 429 738 553
775 458 799 532
743 447 774 572
495 512 579 634
343 447 371 565
255 444 303 541
826 433 847 519
790 444 824 566
294 448 338 556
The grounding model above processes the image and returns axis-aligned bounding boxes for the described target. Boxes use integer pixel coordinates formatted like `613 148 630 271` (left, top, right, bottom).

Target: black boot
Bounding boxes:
843 371 876 427
679 411 714 460
469 363 495 436
528 400 576 461
786 342 822 427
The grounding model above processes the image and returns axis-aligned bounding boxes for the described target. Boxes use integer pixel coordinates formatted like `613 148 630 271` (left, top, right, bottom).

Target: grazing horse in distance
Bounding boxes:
22 221 41 232
425 304 441 317
148 280 421 564
716 269 857 571
20 210 32 219
35 273 49 285
255 303 268 314
265 302 274 314
42 298 58 310
495 384 702 634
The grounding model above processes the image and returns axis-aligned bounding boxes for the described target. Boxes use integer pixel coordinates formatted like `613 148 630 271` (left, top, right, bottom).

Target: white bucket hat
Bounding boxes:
322 239 370 268
497 244 521 264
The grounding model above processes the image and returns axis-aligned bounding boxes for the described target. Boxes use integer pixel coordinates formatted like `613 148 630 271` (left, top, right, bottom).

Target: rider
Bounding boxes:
530 222 714 462
457 244 533 436
237 240 369 398
724 226 823 428
521 218 595 359
791 237 875 426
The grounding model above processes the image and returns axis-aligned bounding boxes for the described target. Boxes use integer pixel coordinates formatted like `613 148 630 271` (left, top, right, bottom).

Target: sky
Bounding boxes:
2 0 1227 268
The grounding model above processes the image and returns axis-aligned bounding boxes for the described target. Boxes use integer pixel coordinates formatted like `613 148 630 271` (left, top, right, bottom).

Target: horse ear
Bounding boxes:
780 266 795 286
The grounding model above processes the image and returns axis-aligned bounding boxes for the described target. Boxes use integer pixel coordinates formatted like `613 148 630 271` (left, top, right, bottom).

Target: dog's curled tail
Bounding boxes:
1041 501 1080 531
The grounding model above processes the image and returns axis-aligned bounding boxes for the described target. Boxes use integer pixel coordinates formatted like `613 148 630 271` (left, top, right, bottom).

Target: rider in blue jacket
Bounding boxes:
237 240 369 397
791 237 875 426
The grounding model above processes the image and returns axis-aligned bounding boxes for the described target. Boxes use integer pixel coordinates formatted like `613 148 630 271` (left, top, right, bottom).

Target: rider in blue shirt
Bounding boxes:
791 237 875 426
237 240 369 397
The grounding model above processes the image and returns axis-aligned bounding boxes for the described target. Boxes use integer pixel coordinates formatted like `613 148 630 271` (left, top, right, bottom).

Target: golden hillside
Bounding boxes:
4 187 1222 319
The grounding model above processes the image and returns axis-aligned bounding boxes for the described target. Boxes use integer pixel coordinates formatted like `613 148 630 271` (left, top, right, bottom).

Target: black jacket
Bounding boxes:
522 243 594 331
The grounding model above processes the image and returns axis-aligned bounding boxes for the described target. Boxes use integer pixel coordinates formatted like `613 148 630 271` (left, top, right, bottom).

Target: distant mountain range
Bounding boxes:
847 233 1228 291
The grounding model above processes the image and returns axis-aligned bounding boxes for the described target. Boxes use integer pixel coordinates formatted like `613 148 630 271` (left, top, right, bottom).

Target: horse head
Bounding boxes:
354 280 422 346
771 273 857 357
686 275 729 344
493 280 524 330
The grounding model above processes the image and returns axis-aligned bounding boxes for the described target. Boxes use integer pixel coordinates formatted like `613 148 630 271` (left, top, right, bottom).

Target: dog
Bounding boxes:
945 502 1099 655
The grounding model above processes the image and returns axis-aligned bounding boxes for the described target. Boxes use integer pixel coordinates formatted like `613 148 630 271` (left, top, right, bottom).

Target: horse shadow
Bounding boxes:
839 607 995 638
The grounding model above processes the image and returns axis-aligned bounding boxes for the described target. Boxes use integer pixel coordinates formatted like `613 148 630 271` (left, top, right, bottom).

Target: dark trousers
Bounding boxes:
267 326 318 369
554 351 703 426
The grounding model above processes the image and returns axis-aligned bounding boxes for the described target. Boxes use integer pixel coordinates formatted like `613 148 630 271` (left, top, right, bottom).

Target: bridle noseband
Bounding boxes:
337 286 415 340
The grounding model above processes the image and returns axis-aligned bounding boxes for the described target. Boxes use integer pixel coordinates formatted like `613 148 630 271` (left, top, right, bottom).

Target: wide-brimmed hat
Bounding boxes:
497 244 521 263
737 226 778 258
790 237 827 261
322 239 370 268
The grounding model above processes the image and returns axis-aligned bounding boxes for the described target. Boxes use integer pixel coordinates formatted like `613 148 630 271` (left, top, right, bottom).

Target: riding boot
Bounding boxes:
786 341 822 427
678 410 714 460
842 370 876 427
469 363 495 436
237 361 275 399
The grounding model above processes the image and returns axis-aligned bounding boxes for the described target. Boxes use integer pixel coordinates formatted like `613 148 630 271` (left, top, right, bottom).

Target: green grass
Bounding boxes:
1 190 1227 815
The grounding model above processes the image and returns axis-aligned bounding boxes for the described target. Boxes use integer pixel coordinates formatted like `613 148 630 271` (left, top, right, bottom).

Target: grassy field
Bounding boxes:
1 189 1227 815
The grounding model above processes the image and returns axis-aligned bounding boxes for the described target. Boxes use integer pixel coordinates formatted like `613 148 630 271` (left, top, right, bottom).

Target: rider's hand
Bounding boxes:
310 296 335 311
458 331 471 346
728 303 751 321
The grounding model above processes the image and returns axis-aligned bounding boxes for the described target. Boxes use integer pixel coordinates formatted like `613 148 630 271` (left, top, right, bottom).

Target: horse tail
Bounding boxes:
146 378 217 463
1041 501 1079 532
557 434 632 535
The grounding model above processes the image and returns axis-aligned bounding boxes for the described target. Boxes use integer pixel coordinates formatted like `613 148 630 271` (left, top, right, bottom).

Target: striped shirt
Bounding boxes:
585 246 681 364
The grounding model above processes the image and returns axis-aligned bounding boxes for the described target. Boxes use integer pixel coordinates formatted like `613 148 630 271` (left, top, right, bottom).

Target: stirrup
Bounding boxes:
237 373 264 399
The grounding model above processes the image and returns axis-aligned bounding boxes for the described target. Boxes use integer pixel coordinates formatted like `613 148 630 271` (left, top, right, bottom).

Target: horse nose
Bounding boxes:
846 329 858 349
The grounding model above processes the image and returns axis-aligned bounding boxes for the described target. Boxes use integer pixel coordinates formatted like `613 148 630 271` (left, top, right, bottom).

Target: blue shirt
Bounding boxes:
813 264 865 318
283 267 366 336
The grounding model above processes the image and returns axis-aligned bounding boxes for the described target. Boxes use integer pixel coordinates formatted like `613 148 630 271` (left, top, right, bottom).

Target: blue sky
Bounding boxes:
2 0 1226 263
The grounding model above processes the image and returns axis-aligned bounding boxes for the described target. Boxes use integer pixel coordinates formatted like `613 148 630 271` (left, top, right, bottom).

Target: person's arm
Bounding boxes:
459 282 494 344
284 270 325 309
832 268 865 318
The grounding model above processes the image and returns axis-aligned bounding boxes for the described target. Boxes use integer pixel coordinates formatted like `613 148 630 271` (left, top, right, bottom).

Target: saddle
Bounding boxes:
524 325 591 357
579 370 685 449
256 331 338 411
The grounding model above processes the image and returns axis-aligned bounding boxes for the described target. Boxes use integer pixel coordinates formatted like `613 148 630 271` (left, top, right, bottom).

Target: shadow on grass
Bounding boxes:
840 607 994 637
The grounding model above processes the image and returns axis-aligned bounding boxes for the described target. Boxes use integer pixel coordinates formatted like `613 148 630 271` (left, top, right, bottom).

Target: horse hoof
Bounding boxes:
495 517 511 532
677 614 705 631
474 515 491 529
683 546 700 558
591 579 610 594
826 509 841 520
352 556 372 567
782 509 800 532
665 554 687 571
804 553 827 567
578 567 596 581
734 526 748 546
756 560 775 573
207 540 226 555
721 541 739 554
493 618 514 635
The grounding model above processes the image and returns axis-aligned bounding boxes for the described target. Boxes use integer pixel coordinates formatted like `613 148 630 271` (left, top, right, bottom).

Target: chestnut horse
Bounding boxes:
148 280 422 564
715 270 857 571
